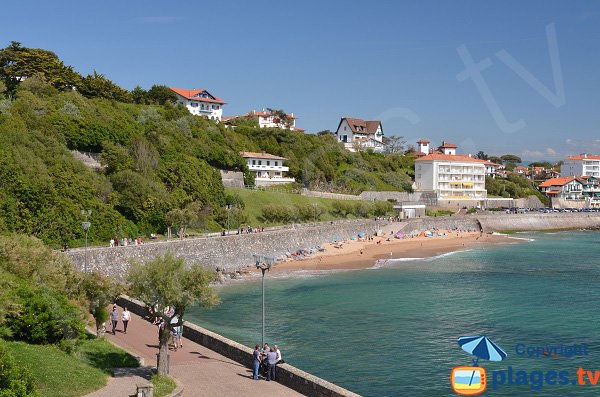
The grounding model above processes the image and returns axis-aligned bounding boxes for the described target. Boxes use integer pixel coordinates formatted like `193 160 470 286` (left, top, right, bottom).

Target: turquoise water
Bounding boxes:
187 231 600 396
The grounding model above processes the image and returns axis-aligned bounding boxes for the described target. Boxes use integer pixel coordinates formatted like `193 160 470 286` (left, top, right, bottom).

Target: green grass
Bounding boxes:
152 374 177 397
4 337 139 397
225 187 364 226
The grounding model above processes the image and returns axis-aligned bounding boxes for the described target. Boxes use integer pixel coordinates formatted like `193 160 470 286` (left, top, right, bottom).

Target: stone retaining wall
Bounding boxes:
66 214 600 279
67 219 381 279
118 296 361 397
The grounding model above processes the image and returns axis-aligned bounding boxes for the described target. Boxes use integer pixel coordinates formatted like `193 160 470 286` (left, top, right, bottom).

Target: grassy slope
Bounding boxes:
5 338 139 397
226 188 366 226
152 374 177 397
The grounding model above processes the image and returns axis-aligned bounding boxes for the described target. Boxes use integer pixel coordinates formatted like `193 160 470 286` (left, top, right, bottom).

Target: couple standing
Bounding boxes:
110 305 131 335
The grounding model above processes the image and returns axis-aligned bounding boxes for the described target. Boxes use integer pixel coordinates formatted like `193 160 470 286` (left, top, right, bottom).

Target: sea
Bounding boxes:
186 231 600 396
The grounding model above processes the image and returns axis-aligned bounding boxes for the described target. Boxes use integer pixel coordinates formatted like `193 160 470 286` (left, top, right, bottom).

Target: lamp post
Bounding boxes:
226 204 232 235
81 209 92 273
312 203 318 224
253 254 274 347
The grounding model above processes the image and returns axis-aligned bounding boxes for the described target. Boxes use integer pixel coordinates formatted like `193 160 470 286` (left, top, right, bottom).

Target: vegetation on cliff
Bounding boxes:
0 42 413 247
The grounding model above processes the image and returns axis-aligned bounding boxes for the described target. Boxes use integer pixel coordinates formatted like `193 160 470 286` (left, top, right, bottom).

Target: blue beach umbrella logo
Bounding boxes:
451 336 507 395
458 335 507 366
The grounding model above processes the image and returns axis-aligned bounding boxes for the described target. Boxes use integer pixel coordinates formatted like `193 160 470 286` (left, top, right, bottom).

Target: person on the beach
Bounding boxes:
266 347 278 381
252 345 261 380
110 305 118 334
121 307 130 334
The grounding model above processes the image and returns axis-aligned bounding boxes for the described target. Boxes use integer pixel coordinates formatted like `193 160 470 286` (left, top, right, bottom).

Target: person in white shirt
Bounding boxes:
274 345 283 364
121 307 131 334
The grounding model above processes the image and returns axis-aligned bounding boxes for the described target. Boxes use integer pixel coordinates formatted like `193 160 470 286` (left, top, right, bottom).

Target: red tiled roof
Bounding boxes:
538 177 575 187
439 142 458 148
338 117 382 135
417 139 430 143
415 153 488 163
565 154 600 160
170 87 225 104
250 111 296 119
240 151 287 160
546 190 562 195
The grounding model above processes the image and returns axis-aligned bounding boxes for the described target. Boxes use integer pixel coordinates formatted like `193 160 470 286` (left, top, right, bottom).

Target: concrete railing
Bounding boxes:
118 296 362 397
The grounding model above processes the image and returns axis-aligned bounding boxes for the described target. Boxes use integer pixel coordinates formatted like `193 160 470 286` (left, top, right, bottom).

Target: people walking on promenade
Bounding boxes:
121 307 130 334
266 347 278 381
110 305 119 334
252 345 261 380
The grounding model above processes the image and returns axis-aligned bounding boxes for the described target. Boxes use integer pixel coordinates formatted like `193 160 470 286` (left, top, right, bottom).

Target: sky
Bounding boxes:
2 0 600 161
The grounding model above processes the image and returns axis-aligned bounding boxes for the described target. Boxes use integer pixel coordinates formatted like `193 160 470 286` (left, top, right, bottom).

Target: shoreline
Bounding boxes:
243 230 522 278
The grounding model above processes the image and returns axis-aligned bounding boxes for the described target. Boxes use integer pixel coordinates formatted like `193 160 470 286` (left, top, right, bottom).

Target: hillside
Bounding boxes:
0 43 416 248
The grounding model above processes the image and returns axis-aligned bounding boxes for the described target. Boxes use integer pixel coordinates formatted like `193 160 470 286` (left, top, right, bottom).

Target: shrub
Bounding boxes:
7 285 85 345
0 343 37 396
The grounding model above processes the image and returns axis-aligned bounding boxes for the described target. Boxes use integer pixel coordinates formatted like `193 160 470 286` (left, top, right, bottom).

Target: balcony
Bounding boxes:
248 164 289 172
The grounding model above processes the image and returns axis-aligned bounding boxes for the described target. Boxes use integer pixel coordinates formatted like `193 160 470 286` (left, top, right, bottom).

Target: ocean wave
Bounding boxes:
507 236 536 242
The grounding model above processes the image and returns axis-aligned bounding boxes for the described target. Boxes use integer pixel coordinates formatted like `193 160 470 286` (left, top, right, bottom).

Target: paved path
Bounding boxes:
85 367 153 397
95 312 302 397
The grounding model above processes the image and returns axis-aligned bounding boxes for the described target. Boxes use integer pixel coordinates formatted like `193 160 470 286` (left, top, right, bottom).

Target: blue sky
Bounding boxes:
2 0 600 161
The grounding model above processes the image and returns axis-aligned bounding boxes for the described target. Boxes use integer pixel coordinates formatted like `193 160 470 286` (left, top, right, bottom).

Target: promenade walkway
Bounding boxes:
88 312 302 397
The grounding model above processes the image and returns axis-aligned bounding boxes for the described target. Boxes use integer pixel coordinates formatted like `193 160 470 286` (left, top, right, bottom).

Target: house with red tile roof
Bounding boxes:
560 154 600 177
335 117 385 152
169 87 225 121
538 177 584 200
224 109 299 130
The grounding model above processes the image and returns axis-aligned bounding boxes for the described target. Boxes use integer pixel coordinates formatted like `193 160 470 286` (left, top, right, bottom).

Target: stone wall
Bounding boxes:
118 296 361 397
66 219 381 279
477 213 600 232
220 170 245 188
397 217 482 235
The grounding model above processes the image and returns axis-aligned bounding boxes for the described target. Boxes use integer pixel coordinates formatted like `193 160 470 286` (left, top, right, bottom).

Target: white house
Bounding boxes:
539 177 584 200
414 140 487 201
240 152 295 186
560 154 600 177
335 117 384 152
483 160 501 178
224 109 300 130
170 87 225 121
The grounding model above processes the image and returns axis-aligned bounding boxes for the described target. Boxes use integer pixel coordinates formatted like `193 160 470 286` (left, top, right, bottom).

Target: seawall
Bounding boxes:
66 219 382 279
66 214 600 279
118 296 361 397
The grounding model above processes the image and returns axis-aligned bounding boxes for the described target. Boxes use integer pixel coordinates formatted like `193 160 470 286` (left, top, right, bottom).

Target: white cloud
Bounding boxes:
522 149 544 158
565 139 575 146
546 148 557 156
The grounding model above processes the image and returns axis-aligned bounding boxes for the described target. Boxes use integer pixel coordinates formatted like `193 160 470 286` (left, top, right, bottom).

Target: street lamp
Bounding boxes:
311 203 318 224
81 209 92 273
253 254 275 347
226 204 232 235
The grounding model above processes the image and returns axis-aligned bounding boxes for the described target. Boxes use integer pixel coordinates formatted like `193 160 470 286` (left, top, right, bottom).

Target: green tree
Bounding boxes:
80 272 123 335
474 151 489 160
147 85 177 105
78 71 131 102
128 253 219 375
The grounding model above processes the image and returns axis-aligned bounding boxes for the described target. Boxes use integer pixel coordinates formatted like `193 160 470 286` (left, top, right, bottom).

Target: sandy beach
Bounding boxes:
267 229 518 274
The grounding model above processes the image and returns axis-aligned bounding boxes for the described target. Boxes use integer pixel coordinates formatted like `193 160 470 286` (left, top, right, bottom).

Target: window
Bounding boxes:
258 161 262 165
344 126 347 131
342 135 348 143
267 161 270 166
274 161 278 166
252 160 256 165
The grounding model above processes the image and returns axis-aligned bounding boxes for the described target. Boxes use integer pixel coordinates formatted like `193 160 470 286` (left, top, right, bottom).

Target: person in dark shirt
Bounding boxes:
252 345 261 380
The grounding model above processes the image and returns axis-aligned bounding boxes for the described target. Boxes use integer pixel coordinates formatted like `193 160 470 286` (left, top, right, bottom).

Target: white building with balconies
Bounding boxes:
170 87 225 121
414 152 487 201
240 152 296 186
560 154 600 177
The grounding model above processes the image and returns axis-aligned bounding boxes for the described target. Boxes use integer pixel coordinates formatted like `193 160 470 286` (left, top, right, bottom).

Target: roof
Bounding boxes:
337 117 382 135
239 151 287 160
565 154 600 160
170 87 225 104
414 153 488 163
416 139 430 143
438 141 458 148
546 190 562 195
483 160 502 167
538 177 576 187
250 110 296 119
